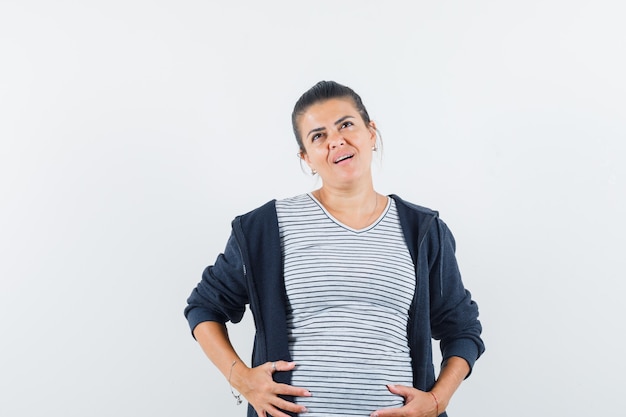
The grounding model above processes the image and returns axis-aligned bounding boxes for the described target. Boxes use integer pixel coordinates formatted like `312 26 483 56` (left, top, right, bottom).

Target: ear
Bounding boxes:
368 121 377 143
300 150 314 169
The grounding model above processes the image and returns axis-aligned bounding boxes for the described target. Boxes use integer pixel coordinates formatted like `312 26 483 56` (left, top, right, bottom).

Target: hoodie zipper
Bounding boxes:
232 217 267 360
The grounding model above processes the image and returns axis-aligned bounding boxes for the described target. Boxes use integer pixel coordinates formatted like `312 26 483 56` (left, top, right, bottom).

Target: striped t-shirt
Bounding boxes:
275 193 416 417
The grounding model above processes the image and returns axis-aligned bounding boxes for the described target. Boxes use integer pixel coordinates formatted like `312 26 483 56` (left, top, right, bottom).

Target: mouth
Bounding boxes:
334 154 354 164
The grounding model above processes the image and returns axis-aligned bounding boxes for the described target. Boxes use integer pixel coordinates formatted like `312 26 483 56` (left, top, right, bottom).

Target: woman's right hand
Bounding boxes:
234 360 311 417
192 323 308 416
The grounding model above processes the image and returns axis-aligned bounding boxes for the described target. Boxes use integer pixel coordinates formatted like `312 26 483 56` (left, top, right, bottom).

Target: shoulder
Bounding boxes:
390 194 439 220
234 194 314 231
390 194 447 250
237 194 310 218
227 200 280 252
235 199 277 227
390 194 456 236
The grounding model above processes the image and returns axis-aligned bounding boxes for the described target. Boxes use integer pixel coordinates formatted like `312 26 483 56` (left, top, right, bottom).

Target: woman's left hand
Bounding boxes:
369 384 439 417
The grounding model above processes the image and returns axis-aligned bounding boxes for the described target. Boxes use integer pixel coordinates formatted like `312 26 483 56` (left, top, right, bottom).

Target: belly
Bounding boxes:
289 334 413 416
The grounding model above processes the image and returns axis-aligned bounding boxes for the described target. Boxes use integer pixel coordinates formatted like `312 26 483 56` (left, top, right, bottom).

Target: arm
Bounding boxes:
192 321 246 385
186 229 310 416
371 219 483 417
192 321 310 417
429 357 470 413
430 220 484 374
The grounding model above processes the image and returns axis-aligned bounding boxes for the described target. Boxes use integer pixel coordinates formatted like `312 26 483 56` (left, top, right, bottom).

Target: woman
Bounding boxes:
185 81 484 417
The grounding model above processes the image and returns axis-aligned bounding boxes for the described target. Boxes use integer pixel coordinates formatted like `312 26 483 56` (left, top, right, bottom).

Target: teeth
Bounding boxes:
335 154 352 163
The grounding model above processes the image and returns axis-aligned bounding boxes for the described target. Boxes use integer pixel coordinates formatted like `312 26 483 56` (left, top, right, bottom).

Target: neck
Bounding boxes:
312 184 383 228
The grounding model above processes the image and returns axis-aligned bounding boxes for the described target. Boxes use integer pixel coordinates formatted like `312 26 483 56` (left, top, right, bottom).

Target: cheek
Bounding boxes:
306 148 328 166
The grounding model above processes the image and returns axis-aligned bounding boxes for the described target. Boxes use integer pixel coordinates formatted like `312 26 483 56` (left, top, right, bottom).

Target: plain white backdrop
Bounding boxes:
1 1 624 416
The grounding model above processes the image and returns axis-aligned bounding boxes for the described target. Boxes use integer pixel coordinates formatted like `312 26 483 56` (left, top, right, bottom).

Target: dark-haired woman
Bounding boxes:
185 81 484 417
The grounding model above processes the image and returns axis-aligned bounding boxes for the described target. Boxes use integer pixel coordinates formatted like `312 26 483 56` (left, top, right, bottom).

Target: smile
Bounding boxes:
334 154 354 163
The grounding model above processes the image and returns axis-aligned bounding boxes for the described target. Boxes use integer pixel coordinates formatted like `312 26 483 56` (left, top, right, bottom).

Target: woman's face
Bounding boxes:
298 98 377 188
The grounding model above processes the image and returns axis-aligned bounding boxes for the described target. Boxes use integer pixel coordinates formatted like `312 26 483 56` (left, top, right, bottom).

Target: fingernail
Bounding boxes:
303 390 312 397
301 407 308 413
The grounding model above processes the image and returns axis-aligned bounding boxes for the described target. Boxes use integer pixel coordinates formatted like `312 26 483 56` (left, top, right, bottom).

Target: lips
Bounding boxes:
333 153 354 164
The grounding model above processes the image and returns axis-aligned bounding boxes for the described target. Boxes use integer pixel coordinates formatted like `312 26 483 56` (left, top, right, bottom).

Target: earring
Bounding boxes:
311 169 317 176
372 145 378 151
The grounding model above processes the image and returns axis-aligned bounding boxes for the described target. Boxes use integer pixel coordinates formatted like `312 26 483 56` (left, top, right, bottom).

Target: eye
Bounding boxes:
340 121 353 129
311 132 324 142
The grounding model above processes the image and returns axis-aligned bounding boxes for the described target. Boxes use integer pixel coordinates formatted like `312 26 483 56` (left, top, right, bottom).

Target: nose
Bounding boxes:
328 130 345 149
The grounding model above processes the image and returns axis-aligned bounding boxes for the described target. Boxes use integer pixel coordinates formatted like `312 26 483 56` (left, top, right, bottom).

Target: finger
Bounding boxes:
270 360 297 373
260 399 306 417
370 385 417 417
386 384 415 400
273 396 309 414
264 405 293 417
274 382 312 398
371 404 412 417
370 409 399 417
252 394 306 417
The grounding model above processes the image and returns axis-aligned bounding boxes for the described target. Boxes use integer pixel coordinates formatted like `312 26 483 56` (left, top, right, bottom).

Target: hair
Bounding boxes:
291 80 372 154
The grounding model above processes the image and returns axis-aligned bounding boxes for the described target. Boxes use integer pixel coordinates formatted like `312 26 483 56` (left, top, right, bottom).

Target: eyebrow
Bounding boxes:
306 115 356 140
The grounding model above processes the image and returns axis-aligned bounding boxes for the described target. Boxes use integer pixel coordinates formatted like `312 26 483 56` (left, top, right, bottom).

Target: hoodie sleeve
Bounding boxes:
184 230 249 337
429 218 485 375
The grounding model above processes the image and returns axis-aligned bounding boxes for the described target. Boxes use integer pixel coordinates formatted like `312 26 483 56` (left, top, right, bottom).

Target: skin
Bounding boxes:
193 98 471 417
298 98 386 229
193 321 310 417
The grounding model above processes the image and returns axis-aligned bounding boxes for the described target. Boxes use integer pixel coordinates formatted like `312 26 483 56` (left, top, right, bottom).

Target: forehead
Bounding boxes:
299 98 359 128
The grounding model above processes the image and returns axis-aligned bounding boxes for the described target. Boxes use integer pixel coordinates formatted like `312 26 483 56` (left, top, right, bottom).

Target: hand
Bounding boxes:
370 384 439 417
235 360 311 417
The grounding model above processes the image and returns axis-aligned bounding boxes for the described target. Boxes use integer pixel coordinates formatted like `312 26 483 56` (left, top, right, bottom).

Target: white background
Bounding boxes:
1 1 624 416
